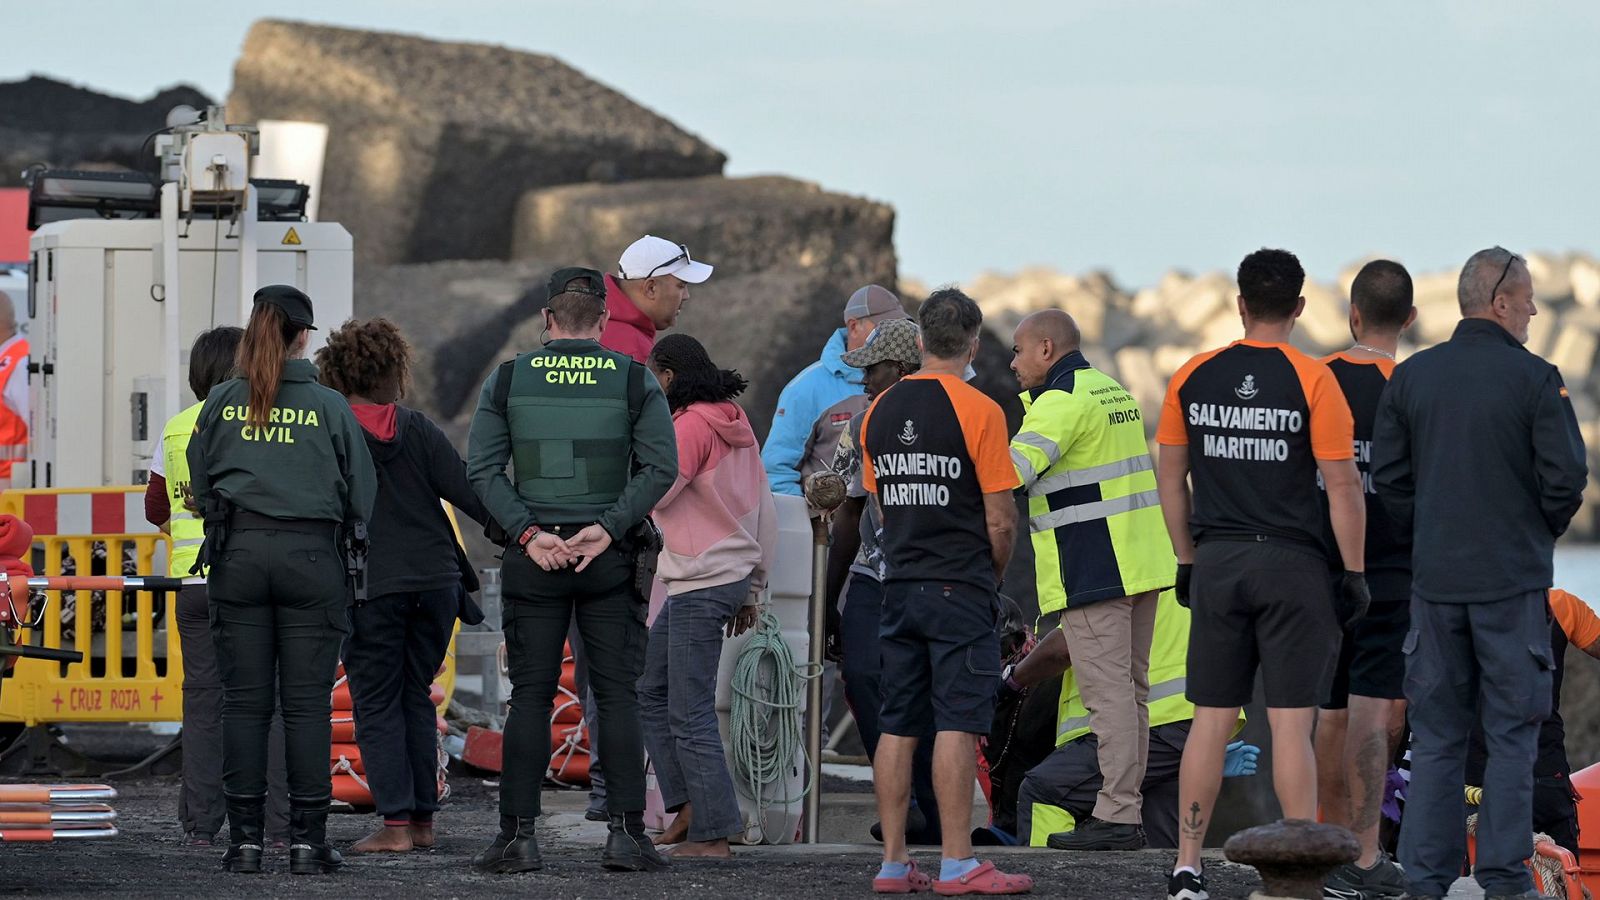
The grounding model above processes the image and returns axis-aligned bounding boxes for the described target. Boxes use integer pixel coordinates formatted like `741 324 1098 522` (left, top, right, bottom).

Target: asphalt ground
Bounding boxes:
0 774 1277 899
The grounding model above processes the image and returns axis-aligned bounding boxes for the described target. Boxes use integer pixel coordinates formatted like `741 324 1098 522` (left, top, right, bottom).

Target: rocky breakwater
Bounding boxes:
228 19 726 266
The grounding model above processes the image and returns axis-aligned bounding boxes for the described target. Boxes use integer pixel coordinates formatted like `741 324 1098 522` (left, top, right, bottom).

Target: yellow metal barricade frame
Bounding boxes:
0 486 462 730
0 488 180 727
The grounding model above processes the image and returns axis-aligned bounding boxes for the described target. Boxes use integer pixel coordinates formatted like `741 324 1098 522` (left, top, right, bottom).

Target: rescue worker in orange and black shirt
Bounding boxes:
1314 259 1416 900
1154 248 1369 900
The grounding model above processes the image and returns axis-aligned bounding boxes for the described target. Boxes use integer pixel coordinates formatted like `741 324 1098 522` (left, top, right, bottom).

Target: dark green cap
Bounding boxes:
546 267 607 301
253 284 316 330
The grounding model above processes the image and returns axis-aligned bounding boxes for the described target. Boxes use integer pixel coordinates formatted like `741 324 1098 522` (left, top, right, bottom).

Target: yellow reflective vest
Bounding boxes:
161 401 206 577
1011 353 1175 616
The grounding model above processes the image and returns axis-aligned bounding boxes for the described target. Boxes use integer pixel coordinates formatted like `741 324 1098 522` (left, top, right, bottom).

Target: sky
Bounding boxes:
7 1 1599 288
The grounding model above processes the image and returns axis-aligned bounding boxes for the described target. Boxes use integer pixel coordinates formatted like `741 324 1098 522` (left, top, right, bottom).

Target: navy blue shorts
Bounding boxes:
1323 568 1411 709
878 580 1001 736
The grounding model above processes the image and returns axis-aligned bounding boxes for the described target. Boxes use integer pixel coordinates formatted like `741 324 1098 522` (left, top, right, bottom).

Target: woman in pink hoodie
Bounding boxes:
639 334 777 859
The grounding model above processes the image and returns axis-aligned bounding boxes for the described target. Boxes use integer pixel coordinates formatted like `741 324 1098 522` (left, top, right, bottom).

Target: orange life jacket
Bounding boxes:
0 338 29 478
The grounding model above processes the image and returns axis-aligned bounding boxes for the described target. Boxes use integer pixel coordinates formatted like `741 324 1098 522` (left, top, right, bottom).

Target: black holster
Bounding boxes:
191 496 234 576
342 520 369 607
623 518 663 603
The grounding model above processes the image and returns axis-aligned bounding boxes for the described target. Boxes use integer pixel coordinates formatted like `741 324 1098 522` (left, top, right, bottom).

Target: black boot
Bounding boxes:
288 801 344 875
220 795 265 874
473 814 542 873
603 812 668 872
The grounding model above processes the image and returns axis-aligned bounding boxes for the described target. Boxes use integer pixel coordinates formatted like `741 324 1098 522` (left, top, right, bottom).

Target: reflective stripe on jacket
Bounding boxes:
1012 352 1174 614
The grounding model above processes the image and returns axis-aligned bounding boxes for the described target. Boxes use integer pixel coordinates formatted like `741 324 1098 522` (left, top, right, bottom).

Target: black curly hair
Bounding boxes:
1237 248 1306 323
314 317 412 400
648 333 747 413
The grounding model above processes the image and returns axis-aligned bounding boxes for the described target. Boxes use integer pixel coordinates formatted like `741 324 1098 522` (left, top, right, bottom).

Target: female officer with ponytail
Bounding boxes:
187 285 376 875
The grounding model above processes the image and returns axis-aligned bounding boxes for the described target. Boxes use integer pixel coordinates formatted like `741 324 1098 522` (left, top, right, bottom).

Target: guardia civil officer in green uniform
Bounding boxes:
467 267 677 874
187 285 377 875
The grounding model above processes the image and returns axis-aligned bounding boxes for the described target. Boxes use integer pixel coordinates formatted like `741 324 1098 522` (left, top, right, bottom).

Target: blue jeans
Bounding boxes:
638 578 749 842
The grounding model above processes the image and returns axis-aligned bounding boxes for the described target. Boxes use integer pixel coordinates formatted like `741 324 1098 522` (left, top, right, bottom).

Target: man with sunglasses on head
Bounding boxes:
1372 247 1587 900
601 235 714 364
561 235 710 820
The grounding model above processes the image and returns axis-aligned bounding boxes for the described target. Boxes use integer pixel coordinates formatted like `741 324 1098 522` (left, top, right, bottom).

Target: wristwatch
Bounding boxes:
1001 663 1024 693
517 524 542 547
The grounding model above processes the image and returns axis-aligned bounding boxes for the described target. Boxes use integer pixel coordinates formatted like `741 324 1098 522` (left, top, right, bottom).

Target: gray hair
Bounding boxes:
1457 247 1523 315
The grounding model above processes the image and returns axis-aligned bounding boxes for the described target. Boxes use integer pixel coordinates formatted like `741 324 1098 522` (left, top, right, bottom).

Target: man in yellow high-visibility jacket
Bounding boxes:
1008 310 1176 851
1004 591 1253 848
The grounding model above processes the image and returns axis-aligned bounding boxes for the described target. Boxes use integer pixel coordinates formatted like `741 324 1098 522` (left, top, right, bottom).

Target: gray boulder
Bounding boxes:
228 19 725 266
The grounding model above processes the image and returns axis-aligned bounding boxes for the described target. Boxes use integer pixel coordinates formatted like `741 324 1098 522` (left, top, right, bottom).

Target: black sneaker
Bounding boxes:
1168 868 1207 900
1046 817 1147 851
1323 852 1407 899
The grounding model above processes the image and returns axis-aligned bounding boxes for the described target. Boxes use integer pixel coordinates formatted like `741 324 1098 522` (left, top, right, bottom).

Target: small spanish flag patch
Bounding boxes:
1560 386 1570 398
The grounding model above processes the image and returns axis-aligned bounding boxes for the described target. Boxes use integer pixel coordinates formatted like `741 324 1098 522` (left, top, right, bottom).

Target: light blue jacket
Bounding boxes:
762 329 864 496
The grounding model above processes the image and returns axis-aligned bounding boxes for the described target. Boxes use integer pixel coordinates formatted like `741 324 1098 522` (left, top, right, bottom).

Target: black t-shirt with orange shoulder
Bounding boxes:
1156 340 1355 556
862 373 1020 592
1319 352 1410 572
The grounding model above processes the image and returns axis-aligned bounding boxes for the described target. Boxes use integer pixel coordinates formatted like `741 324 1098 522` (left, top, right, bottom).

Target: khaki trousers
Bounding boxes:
1058 590 1158 825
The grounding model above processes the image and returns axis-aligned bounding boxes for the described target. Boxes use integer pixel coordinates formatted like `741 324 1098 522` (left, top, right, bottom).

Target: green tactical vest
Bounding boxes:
502 343 635 507
161 401 206 577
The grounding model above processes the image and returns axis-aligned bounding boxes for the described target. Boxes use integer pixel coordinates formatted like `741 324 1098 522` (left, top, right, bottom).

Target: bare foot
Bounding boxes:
350 824 413 853
667 839 733 859
409 822 435 849
653 812 691 846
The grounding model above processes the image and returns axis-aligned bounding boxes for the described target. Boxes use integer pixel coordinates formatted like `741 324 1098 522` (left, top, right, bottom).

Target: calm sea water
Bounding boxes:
1553 543 1600 606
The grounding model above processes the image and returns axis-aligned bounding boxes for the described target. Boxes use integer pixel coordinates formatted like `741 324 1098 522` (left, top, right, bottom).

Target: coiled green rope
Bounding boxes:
729 607 817 840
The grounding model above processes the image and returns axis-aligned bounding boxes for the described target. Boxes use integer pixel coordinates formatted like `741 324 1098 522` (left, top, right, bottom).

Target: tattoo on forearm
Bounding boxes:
1182 802 1205 839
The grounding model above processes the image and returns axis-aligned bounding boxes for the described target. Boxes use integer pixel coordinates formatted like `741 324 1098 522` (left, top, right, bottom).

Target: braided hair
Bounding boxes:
648 333 747 413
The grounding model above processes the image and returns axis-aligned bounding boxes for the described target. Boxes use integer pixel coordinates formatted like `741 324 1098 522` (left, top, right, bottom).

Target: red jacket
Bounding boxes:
599 274 656 363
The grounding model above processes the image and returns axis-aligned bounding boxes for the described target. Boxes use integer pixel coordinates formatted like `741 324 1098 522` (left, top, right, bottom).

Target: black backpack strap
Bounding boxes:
491 358 516 414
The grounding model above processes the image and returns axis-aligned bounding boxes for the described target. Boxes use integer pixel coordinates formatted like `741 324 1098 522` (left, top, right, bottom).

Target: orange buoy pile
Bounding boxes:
458 641 593 788
330 664 450 807
548 642 590 788
0 783 117 840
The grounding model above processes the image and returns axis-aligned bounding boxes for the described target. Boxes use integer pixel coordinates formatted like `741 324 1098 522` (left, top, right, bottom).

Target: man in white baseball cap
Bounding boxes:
599 235 714 364
569 234 712 821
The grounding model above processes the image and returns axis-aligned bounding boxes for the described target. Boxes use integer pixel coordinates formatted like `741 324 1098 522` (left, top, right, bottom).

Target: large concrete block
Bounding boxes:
228 20 725 265
509 175 895 282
